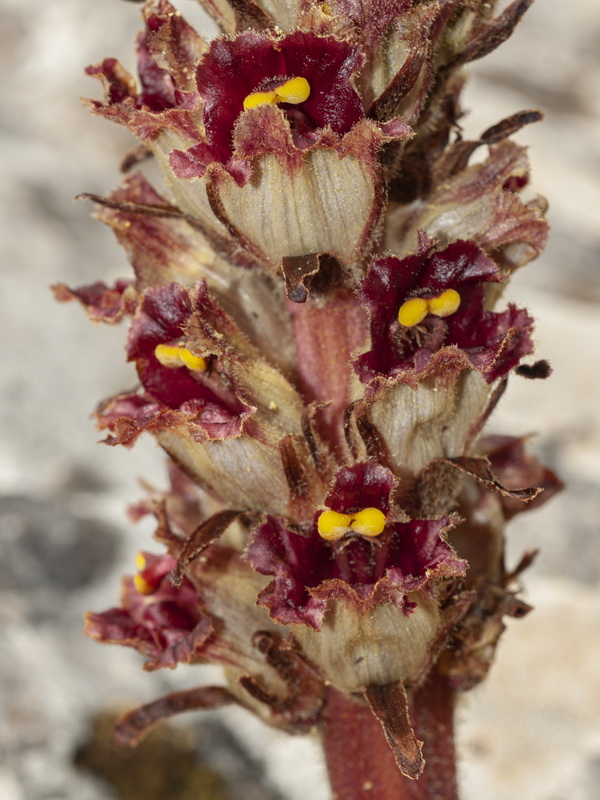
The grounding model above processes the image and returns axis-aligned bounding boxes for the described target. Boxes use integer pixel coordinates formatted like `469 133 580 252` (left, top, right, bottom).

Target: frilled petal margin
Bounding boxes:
324 461 396 515
97 390 248 447
247 514 467 630
355 237 534 388
52 279 136 324
189 30 366 166
85 553 212 671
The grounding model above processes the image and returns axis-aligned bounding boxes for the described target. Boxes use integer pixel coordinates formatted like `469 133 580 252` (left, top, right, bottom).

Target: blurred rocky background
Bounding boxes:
1 1 599 798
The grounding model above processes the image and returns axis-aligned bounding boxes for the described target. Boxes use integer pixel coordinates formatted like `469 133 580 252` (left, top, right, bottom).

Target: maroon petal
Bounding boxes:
192 31 364 164
136 31 177 112
85 553 213 671
325 462 396 515
52 279 135 323
247 511 466 629
247 515 336 629
97 389 249 446
126 282 251 419
84 52 202 144
384 518 468 593
356 238 534 384
142 0 205 96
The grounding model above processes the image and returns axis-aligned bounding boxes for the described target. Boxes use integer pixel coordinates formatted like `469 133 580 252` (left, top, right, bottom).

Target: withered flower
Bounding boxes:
58 0 559 796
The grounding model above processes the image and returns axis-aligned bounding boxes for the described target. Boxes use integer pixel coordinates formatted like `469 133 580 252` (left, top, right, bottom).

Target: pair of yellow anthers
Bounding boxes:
398 288 461 328
133 552 154 595
243 76 310 111
317 507 386 541
154 343 207 373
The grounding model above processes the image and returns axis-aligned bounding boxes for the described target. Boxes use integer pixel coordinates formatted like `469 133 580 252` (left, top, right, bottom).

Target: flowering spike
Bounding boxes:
71 1 558 797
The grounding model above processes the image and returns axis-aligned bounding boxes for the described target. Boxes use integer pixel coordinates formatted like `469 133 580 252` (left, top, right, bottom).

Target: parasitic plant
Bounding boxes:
56 0 561 797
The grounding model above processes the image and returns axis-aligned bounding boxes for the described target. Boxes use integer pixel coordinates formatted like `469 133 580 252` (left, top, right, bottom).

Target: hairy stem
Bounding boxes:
321 671 458 800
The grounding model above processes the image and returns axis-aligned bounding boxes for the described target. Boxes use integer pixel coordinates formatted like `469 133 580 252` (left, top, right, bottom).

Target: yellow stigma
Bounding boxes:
133 551 154 594
398 289 462 327
318 509 352 541
428 288 461 318
317 507 387 541
243 89 277 110
274 76 310 104
243 76 310 111
154 343 206 372
398 297 428 327
178 348 207 371
135 552 147 570
349 507 386 538
133 573 154 595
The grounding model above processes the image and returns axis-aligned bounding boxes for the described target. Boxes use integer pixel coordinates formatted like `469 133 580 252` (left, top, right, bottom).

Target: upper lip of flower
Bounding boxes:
194 30 365 164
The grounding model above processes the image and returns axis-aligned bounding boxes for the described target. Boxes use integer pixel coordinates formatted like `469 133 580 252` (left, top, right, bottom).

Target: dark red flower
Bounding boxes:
355 237 534 386
172 30 365 170
52 279 135 323
246 463 466 629
85 553 212 670
126 282 251 430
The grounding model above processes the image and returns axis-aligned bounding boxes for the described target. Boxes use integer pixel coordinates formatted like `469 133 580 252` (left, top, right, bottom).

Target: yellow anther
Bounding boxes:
243 89 277 110
135 552 147 570
398 289 461 327
317 509 352 541
154 343 185 368
243 77 310 112
317 507 387 540
349 507 386 538
154 343 206 372
273 76 310 105
398 297 428 327
428 288 461 318
133 572 154 595
178 348 207 372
